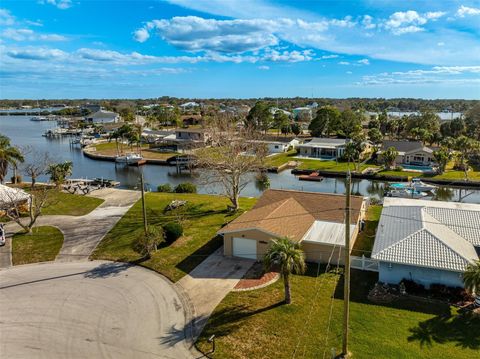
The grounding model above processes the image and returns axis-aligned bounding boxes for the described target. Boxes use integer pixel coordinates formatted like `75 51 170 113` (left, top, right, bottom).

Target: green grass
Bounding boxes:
265 150 297 168
42 191 104 216
351 205 382 257
196 268 479 359
91 193 256 282
93 142 179 160
12 226 64 265
297 159 377 172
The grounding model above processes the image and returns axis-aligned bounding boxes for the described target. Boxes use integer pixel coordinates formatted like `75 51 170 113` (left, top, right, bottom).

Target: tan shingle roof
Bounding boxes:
219 189 364 241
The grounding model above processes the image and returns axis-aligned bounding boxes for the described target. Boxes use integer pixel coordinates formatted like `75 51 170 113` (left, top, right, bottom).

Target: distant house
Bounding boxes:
297 138 348 160
372 198 480 289
270 107 292 117
292 107 313 121
85 110 120 124
81 104 101 113
158 128 209 151
379 141 435 166
179 102 200 111
218 189 366 262
249 139 300 154
141 129 175 144
181 115 203 126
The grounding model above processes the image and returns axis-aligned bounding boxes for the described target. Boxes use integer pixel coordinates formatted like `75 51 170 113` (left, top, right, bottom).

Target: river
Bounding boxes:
1 116 480 203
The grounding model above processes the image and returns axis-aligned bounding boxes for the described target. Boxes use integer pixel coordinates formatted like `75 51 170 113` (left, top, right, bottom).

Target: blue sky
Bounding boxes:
0 0 479 99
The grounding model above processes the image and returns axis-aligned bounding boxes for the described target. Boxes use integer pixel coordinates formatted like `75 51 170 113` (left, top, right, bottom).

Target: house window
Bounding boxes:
274 145 279 149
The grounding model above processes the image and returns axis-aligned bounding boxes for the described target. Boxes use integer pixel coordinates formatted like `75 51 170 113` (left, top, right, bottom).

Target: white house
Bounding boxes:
85 110 120 124
292 107 312 121
179 102 200 111
372 198 480 289
0 184 30 211
297 138 348 159
249 138 300 154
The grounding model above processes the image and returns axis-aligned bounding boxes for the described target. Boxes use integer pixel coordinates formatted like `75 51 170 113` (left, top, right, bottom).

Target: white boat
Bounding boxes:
385 188 429 199
390 178 437 193
410 178 437 192
30 116 48 121
115 153 143 165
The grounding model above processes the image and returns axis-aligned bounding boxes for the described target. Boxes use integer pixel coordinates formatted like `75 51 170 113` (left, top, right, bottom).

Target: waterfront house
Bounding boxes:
378 140 435 166
372 198 480 289
218 189 366 263
248 138 300 154
158 128 210 151
297 138 348 160
85 110 120 124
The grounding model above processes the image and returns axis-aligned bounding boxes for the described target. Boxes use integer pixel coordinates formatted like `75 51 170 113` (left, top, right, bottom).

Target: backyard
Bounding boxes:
196 268 479 359
351 204 382 257
91 192 256 282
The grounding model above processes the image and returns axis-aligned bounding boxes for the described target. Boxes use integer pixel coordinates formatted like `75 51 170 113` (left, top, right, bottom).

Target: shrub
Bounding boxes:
157 183 173 193
394 165 404 172
174 182 197 193
163 222 183 243
134 225 164 257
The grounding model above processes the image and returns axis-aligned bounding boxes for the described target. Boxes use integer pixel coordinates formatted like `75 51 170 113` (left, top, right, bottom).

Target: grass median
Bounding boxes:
12 226 63 265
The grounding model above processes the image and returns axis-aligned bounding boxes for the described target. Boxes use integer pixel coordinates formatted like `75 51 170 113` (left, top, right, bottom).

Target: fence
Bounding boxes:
351 255 379 272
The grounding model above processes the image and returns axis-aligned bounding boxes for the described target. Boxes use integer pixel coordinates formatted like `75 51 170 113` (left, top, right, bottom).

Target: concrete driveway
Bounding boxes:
2 188 140 265
0 261 199 359
177 247 254 338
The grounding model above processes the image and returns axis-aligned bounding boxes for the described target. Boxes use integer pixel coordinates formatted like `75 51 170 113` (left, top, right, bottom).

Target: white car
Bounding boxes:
0 224 5 246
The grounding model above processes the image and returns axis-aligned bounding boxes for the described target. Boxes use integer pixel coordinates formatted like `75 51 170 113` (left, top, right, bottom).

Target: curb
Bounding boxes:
232 272 280 292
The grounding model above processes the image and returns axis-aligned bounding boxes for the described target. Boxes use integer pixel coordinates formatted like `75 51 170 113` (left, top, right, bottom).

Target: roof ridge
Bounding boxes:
265 188 365 199
422 209 477 263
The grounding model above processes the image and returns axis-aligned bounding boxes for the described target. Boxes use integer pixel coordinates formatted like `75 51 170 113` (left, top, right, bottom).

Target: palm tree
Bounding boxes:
0 135 24 183
463 260 480 306
382 146 398 170
46 161 73 188
264 237 306 304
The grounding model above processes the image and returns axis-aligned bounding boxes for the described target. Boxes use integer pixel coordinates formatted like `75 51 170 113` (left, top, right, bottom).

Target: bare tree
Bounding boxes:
195 117 268 211
20 148 52 190
2 185 53 233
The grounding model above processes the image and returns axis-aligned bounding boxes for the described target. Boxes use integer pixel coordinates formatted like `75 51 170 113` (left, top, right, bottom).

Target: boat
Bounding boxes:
299 171 324 182
385 188 429 199
390 178 437 193
43 128 69 137
115 153 143 165
30 116 48 121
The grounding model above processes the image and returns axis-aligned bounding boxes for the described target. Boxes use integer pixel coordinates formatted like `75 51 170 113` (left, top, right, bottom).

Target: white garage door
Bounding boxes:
232 237 257 260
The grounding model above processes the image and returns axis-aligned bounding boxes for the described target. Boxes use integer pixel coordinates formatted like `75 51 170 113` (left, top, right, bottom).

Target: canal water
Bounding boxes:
1 116 480 203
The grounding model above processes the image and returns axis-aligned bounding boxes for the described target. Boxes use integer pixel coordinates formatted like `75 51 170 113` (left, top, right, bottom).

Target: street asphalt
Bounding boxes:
0 261 199 359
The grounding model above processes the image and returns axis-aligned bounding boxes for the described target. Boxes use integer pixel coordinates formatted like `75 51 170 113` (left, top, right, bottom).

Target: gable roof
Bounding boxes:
90 110 118 119
381 140 433 154
219 189 364 241
372 198 480 272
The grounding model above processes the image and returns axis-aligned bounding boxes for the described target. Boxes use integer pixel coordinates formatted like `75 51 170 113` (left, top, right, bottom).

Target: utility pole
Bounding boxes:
140 171 148 235
342 171 351 358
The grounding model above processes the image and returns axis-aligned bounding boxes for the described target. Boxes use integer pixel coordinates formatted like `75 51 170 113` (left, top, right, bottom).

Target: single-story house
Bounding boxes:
372 198 480 289
0 184 30 211
141 129 175 144
218 189 366 264
297 138 348 159
159 128 209 151
292 107 313 121
179 102 200 111
248 138 300 154
85 110 120 124
379 141 435 166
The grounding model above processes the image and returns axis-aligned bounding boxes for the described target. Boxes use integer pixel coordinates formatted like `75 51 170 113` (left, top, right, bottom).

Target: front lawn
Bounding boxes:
297 159 376 172
12 226 63 265
264 151 297 168
91 193 256 282
42 191 104 216
196 268 479 359
351 204 382 257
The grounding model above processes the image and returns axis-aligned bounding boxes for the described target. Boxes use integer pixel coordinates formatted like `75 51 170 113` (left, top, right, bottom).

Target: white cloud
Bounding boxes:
359 65 480 86
357 58 370 65
437 42 445 46
339 61 350 65
456 5 480 17
257 65 269 70
384 10 445 35
2 28 68 42
263 49 314 62
361 15 376 30
133 28 150 43
5 46 67 60
0 8 15 26
321 54 339 59
40 0 73 10
329 16 356 28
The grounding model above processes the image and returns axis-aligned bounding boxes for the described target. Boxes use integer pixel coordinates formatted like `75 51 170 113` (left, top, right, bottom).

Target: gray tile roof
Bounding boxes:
381 140 433 154
298 138 347 148
372 198 479 272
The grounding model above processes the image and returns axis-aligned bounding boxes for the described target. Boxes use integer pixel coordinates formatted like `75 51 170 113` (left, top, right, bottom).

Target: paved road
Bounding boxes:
177 247 254 339
2 188 140 265
0 261 198 359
